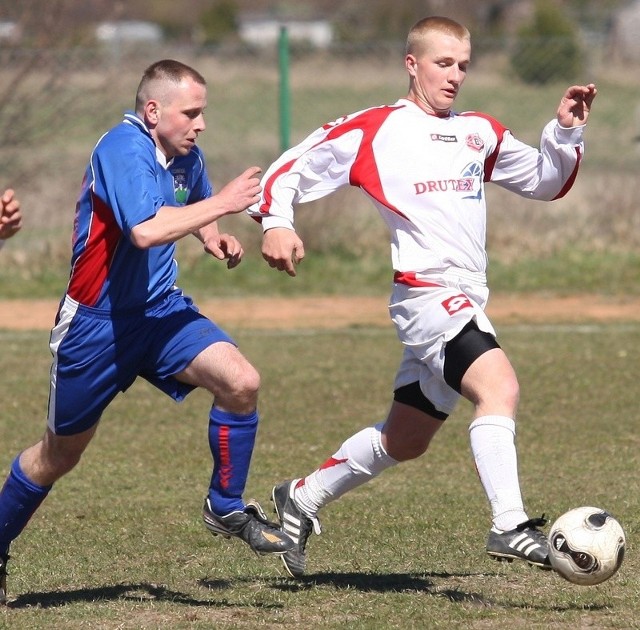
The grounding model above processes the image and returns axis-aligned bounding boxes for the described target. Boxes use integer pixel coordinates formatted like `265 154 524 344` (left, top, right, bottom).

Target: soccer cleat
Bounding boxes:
203 497 294 556
272 480 322 578
486 515 552 569
0 553 9 606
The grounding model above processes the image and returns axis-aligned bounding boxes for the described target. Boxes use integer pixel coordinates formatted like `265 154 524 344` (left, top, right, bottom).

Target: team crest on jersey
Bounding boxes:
172 170 189 204
442 293 473 315
466 133 484 152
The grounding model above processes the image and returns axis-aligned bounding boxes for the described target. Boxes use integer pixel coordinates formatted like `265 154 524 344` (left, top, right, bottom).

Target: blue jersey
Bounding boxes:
66 111 213 311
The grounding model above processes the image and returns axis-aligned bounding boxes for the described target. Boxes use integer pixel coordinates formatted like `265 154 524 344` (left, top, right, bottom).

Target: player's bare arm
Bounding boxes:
556 83 597 128
130 167 262 248
262 227 305 277
0 188 23 240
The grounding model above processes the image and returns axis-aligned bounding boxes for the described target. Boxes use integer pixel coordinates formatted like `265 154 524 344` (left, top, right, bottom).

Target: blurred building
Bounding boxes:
95 20 163 45
238 13 332 48
609 0 640 61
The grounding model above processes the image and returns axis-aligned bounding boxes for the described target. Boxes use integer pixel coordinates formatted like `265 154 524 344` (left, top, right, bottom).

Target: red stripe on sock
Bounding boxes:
218 426 232 489
319 457 348 470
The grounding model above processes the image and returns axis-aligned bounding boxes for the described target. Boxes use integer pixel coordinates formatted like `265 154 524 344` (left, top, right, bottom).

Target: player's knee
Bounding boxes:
468 369 520 413
238 364 260 399
29 439 86 484
498 375 520 409
387 435 430 462
223 362 260 408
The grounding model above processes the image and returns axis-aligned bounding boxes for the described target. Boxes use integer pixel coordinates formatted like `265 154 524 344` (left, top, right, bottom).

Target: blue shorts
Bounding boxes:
47 290 235 436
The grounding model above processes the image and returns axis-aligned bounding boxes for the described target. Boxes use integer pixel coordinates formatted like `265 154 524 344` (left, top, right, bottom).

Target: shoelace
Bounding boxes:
298 514 322 548
246 500 282 530
515 514 547 531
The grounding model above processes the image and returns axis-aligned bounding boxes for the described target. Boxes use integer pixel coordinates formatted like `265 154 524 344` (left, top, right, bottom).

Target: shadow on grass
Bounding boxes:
7 581 282 610
268 571 612 611
7 573 611 613
268 570 496 606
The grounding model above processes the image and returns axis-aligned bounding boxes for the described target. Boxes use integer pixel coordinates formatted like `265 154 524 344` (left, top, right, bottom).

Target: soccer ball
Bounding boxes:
548 506 625 586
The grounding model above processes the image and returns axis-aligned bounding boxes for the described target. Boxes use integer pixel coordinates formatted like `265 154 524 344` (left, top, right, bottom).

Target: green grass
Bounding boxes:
4 245 640 300
1 321 639 628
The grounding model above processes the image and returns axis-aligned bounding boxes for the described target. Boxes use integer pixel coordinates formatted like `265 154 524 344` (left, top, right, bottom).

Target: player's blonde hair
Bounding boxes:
135 59 206 114
405 16 470 56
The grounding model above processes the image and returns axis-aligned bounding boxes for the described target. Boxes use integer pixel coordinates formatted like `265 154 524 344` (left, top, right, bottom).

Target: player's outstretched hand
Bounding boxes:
217 166 263 216
262 227 305 277
557 84 597 128
204 232 244 269
0 188 23 240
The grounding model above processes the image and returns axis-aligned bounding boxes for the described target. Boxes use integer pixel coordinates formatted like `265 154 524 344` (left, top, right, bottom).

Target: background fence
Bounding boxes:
1 32 639 286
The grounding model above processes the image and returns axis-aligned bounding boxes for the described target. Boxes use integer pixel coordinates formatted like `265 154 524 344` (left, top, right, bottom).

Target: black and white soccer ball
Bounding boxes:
548 506 625 586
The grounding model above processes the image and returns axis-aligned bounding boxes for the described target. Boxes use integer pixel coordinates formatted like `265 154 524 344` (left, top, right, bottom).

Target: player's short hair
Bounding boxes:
135 59 206 113
405 16 471 56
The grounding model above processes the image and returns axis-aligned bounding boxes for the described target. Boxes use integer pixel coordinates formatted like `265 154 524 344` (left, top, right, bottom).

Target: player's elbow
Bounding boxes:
130 223 157 249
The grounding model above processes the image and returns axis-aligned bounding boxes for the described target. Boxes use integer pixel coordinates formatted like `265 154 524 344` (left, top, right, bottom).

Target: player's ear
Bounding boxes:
144 100 160 126
405 54 419 76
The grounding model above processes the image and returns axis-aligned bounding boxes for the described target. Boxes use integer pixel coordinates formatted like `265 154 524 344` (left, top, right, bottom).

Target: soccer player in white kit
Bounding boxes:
250 16 597 578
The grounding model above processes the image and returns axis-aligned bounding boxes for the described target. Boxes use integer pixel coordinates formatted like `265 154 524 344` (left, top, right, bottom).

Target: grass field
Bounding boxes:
1 319 639 629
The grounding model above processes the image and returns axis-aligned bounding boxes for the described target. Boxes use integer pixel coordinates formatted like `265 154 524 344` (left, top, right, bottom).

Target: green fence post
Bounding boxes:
278 25 291 153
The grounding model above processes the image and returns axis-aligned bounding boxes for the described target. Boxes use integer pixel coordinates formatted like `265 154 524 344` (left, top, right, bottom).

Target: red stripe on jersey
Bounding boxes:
342 107 408 220
460 111 507 181
394 271 444 287
260 106 408 220
67 191 122 306
259 157 297 215
552 146 582 200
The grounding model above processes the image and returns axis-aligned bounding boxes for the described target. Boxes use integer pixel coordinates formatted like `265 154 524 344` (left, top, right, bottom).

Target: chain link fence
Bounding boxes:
1 33 639 272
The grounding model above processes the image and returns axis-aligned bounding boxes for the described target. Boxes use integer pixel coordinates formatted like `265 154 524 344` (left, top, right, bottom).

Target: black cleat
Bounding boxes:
486 515 552 569
272 480 321 578
203 497 294 556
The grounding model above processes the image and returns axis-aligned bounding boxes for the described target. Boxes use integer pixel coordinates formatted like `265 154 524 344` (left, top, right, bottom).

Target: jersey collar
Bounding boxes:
122 111 174 169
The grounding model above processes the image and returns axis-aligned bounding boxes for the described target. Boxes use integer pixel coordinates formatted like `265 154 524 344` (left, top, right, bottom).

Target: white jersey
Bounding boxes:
249 98 585 280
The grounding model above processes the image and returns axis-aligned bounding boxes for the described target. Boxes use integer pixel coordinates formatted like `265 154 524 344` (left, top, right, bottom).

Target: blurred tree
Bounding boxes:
0 0 126 185
198 1 239 45
510 0 582 84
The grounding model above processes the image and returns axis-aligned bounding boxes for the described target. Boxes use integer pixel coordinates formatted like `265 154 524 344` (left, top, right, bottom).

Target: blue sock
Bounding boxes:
0 456 52 556
207 407 258 516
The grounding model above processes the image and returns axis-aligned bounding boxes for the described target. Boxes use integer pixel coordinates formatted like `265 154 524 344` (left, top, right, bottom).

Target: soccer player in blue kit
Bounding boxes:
0 59 292 604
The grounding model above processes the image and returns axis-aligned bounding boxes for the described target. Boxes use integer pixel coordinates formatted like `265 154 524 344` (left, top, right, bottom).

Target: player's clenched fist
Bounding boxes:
556 83 597 128
0 188 22 240
262 227 305 277
217 166 263 215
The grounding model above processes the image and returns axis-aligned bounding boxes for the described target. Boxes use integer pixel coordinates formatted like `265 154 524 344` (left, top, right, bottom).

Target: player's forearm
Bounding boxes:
130 197 231 248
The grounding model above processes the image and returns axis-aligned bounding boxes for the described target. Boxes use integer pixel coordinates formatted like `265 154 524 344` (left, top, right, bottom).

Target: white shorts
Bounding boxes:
389 269 496 416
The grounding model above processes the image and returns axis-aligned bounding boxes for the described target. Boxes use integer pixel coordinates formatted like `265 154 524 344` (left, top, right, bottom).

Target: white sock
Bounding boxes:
295 422 398 518
469 415 528 531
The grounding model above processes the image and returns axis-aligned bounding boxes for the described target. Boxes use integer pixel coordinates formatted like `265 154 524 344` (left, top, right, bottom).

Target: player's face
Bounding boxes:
153 77 207 158
406 32 470 115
